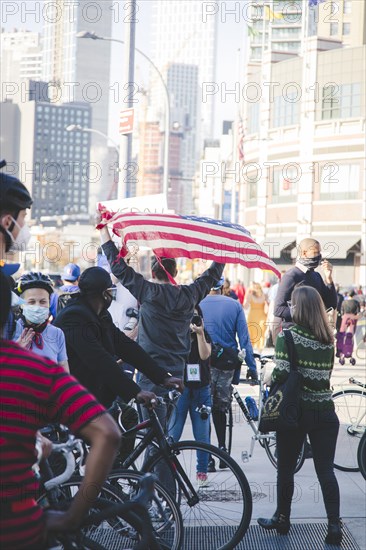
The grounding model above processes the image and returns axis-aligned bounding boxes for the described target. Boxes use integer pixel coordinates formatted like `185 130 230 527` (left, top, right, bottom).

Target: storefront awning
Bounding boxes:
322 237 361 259
260 238 296 259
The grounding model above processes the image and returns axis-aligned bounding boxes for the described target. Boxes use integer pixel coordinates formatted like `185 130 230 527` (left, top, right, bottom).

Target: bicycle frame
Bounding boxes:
232 384 275 463
118 406 200 506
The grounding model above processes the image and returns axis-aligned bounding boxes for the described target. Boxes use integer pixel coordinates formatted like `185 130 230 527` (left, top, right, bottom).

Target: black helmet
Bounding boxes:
16 272 54 296
0 171 33 212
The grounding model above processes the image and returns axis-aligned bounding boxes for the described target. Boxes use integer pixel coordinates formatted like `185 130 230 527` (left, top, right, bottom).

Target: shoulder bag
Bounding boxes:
258 330 302 432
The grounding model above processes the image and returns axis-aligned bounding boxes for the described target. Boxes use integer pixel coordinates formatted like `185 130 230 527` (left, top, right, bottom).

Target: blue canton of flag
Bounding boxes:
309 0 326 6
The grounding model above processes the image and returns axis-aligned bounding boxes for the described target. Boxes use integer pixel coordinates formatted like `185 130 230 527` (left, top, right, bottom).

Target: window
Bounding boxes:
273 93 299 127
343 0 351 14
248 103 259 134
321 83 361 119
330 22 338 36
320 164 359 199
246 171 259 206
342 22 350 35
272 167 298 203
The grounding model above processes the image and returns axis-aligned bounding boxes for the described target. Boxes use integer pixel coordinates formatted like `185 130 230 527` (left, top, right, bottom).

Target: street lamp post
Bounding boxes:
66 124 120 200
77 30 171 204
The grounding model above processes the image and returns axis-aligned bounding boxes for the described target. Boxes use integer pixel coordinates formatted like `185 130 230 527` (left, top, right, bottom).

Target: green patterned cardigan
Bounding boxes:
272 325 335 410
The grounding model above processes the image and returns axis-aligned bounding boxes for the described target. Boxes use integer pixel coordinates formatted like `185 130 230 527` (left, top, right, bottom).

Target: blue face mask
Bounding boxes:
22 305 50 325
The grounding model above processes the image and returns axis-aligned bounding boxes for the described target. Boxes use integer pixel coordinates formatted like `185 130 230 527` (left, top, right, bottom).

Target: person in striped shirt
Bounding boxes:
0 270 121 550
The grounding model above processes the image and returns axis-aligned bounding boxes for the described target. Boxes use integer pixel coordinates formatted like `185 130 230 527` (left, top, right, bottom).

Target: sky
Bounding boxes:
2 0 247 141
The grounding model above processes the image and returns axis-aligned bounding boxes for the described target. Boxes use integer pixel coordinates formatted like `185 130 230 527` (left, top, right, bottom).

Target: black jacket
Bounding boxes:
274 266 337 324
102 240 224 376
54 296 169 407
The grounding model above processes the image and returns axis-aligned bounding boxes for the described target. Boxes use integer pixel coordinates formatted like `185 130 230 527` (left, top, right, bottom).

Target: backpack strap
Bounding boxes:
283 329 298 372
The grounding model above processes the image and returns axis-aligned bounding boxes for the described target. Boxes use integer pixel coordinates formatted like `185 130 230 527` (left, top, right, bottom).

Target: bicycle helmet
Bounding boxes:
16 272 54 296
0 172 33 212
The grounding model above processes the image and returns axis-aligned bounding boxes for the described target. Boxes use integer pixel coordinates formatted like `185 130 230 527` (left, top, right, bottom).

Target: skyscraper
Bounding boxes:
0 30 42 101
151 0 217 141
42 0 113 208
149 0 218 213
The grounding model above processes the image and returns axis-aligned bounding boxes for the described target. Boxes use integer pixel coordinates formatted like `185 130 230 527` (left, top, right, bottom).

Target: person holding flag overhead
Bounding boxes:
96 211 225 442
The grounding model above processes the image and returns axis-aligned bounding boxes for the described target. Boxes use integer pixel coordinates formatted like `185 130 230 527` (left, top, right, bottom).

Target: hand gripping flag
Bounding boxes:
97 208 281 278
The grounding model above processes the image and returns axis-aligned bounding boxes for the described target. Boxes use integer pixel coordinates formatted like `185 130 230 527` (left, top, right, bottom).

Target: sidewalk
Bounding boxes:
181 359 366 548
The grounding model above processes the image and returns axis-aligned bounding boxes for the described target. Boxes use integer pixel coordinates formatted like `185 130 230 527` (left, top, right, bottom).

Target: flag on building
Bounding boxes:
264 6 284 20
247 25 259 38
308 0 326 6
97 210 281 277
237 117 245 162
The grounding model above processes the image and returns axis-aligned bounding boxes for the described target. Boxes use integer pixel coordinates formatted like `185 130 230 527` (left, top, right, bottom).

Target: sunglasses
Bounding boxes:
106 286 118 300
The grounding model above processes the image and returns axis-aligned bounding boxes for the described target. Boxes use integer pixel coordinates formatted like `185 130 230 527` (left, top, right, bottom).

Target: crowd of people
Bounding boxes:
1 170 364 548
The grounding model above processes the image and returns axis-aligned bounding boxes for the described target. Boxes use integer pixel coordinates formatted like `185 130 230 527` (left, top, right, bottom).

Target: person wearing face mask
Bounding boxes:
12 272 70 372
0 163 33 341
0 166 33 259
274 238 337 328
54 267 182 411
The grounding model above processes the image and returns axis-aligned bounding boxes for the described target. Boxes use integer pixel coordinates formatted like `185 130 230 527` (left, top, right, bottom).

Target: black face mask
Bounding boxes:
298 254 322 269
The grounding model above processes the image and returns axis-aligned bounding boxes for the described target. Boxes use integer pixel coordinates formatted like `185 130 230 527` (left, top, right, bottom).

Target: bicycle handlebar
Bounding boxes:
43 437 84 491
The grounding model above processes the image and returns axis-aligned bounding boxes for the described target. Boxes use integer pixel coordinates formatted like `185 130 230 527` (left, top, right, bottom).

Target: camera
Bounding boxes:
123 307 139 331
191 314 202 327
195 404 211 420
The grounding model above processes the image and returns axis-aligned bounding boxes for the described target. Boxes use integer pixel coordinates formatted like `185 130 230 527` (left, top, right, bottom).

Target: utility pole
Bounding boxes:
119 0 136 199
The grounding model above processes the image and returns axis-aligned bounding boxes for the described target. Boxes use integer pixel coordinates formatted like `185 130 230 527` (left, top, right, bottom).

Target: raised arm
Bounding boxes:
236 307 257 371
190 261 225 303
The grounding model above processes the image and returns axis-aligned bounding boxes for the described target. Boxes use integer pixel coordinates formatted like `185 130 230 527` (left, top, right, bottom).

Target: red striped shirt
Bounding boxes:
0 340 105 550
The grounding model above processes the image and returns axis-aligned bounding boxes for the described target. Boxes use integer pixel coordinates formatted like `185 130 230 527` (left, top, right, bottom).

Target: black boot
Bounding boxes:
325 518 342 545
257 513 291 535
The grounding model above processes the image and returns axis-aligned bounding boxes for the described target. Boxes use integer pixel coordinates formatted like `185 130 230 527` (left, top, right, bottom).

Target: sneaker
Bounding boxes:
196 472 209 487
207 457 216 473
219 447 229 469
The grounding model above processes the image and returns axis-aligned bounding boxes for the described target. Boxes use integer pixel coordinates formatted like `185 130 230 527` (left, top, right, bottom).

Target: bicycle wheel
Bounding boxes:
332 389 366 471
262 432 306 473
357 430 366 480
107 469 184 550
38 480 144 549
145 440 252 550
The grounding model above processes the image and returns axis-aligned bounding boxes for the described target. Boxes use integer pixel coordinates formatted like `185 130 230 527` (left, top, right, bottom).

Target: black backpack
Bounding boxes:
56 292 79 315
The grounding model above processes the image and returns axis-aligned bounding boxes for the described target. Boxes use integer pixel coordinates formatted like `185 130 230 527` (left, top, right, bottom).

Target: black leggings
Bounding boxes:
276 407 340 520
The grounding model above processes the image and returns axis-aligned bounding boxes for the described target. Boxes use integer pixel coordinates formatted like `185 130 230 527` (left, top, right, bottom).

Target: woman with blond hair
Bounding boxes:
257 286 341 546
244 281 268 351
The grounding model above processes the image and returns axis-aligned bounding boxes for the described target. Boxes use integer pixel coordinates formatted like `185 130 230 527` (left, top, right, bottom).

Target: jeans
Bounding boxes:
276 407 340 519
168 385 212 473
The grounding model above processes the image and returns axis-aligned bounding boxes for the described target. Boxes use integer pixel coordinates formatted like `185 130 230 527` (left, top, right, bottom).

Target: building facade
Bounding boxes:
0 30 42 101
17 92 91 224
42 0 113 209
240 40 365 286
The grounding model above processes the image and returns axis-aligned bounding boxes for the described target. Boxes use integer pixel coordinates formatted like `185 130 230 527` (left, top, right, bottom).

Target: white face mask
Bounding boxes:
22 304 50 325
7 217 31 252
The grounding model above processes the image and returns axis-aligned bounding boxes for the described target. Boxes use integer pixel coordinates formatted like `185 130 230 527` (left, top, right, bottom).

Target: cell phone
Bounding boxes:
191 314 202 326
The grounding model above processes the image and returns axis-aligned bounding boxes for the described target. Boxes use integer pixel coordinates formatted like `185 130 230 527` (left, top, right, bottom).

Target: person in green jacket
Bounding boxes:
258 285 341 546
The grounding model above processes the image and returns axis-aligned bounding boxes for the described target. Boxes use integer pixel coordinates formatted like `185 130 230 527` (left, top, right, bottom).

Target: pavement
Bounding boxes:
180 353 366 549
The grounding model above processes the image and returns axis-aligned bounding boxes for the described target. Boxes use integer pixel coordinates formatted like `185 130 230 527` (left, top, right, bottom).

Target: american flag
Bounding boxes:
97 210 281 278
308 0 325 6
237 117 245 162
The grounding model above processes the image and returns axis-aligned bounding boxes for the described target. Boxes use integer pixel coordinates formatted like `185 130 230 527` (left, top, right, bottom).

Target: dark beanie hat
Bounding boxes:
79 267 112 295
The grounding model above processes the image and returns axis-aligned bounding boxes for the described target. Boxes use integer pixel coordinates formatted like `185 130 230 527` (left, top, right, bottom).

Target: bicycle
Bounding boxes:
332 377 366 471
225 354 305 473
357 429 366 480
108 393 252 550
38 430 183 549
